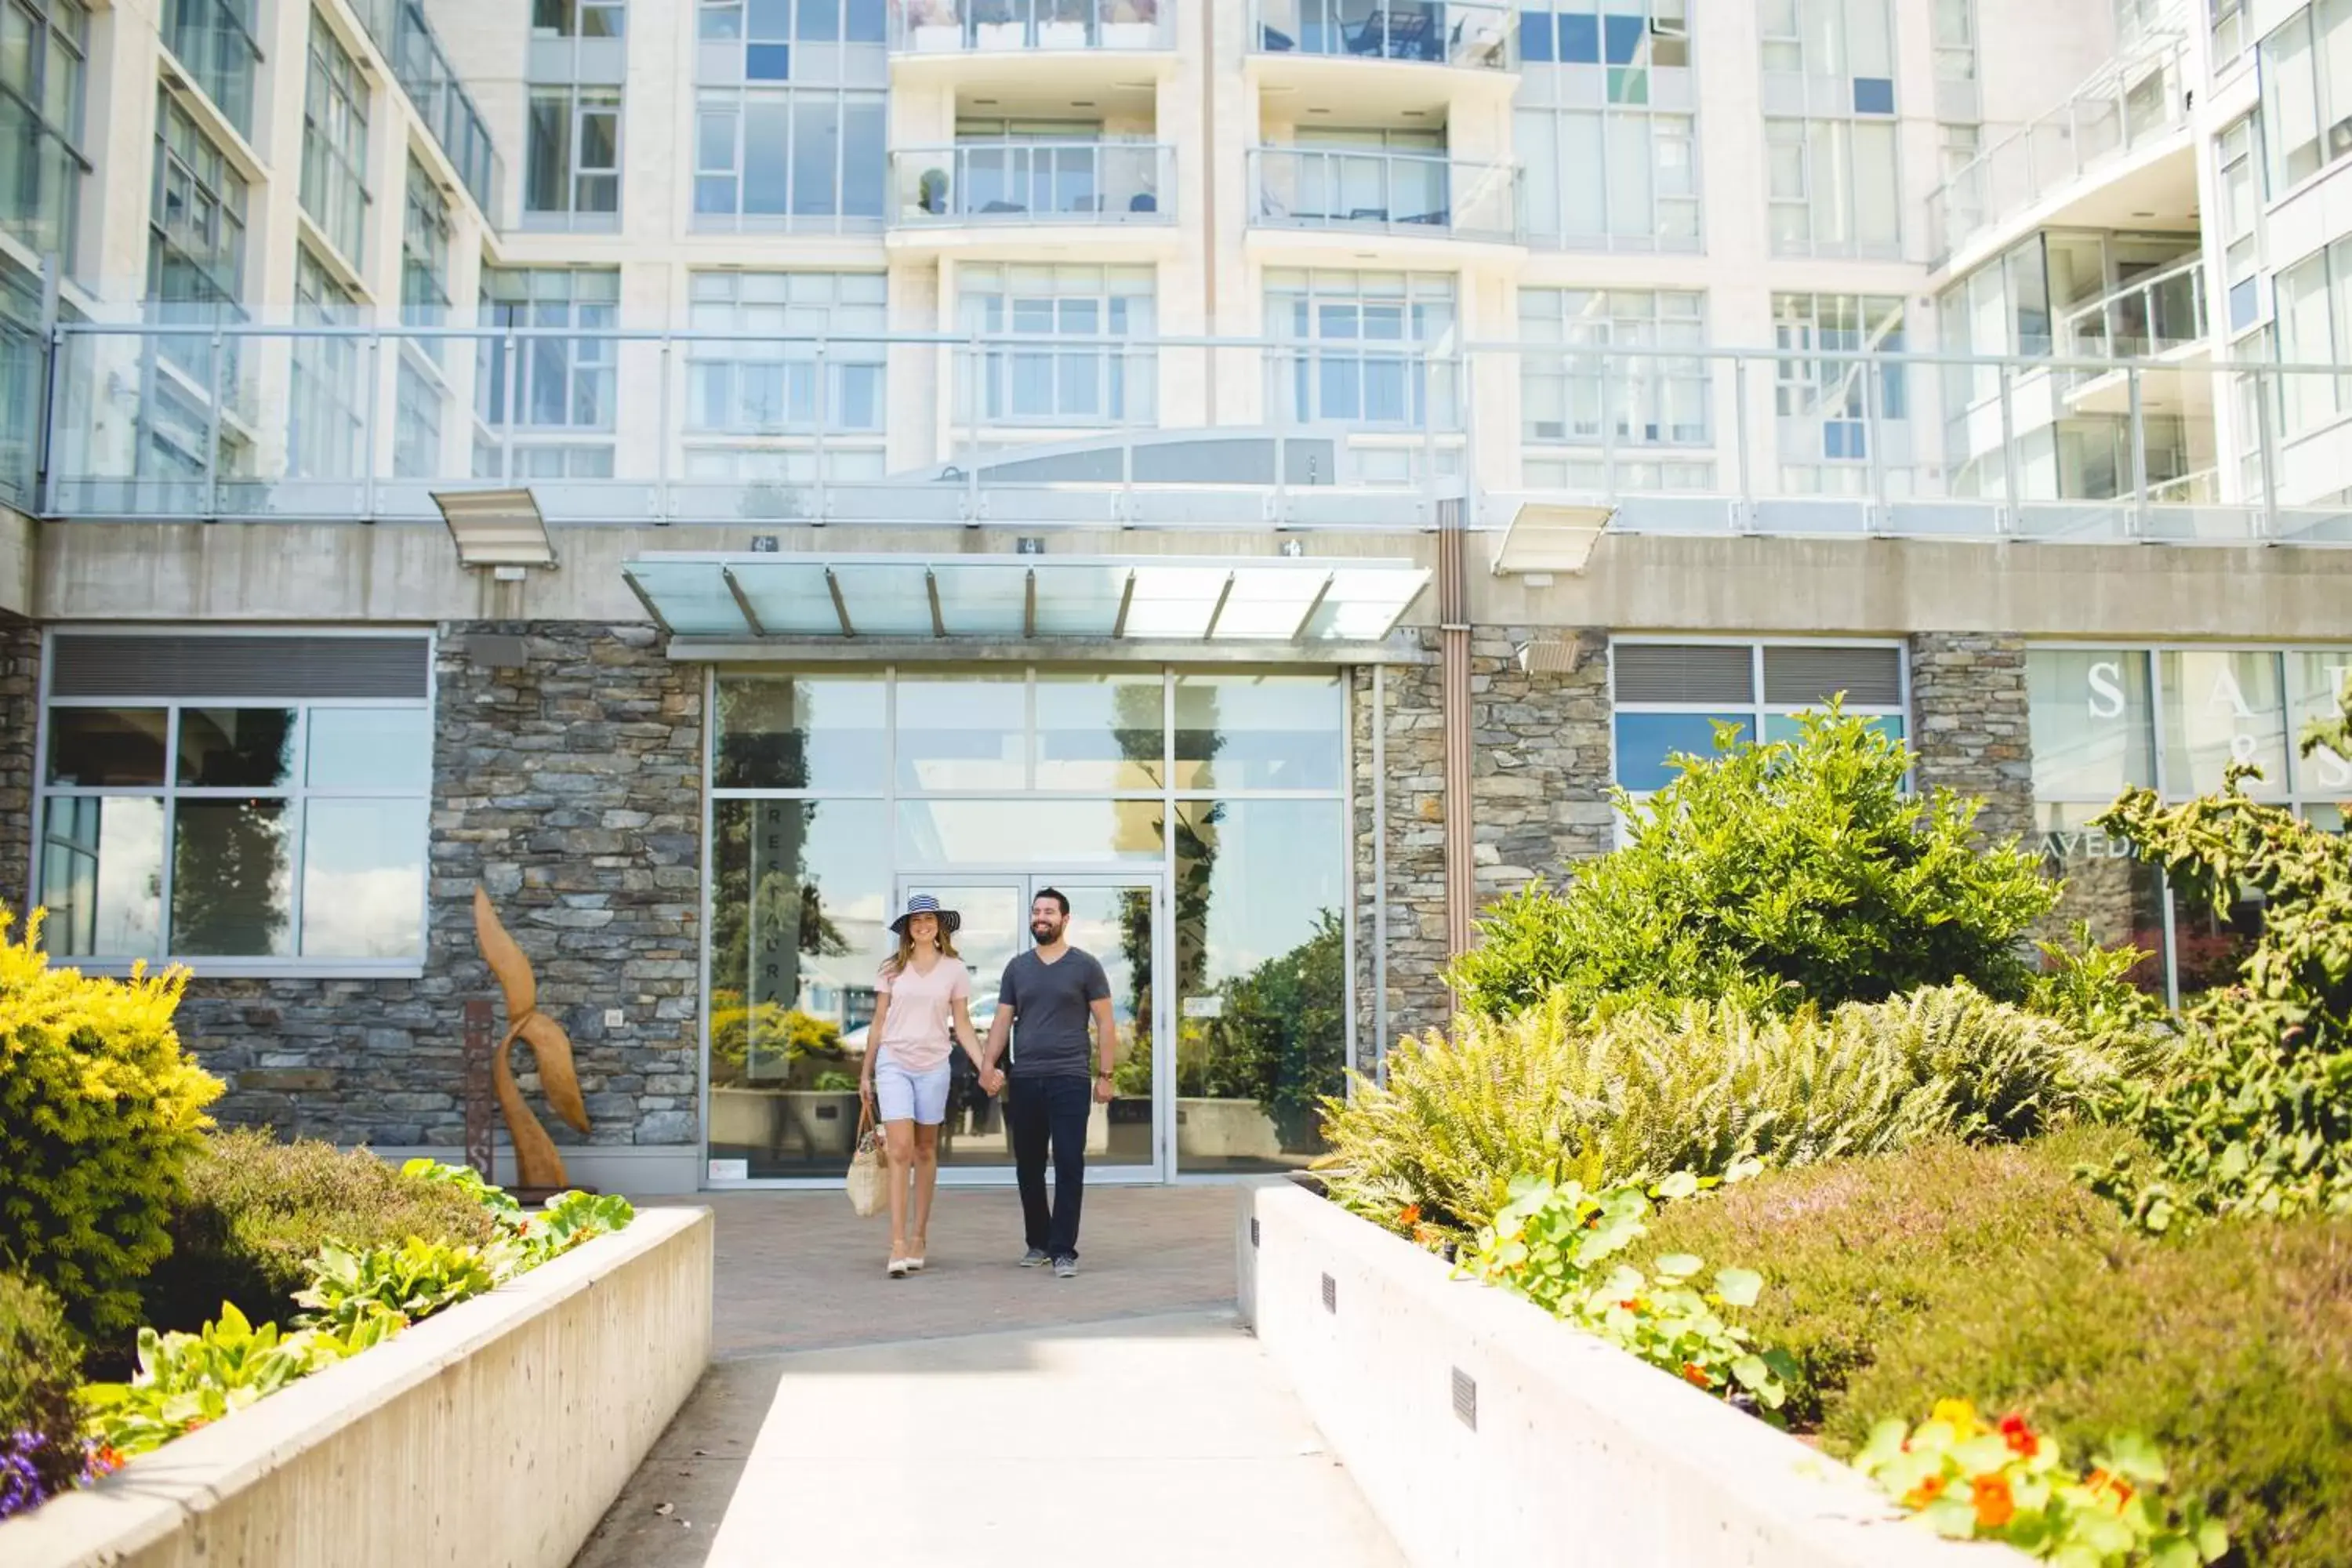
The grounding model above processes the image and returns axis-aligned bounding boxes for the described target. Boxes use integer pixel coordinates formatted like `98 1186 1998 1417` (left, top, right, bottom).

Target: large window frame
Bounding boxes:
2256 0 2352 199
1 0 91 270
691 85 886 232
956 263 1157 429
289 244 363 480
524 83 622 227
1771 291 1909 492
299 9 371 265
2271 234 2352 439
682 268 887 482
1264 267 1458 430
163 0 260 138
474 265 619 480
1519 287 1712 491
32 630 437 977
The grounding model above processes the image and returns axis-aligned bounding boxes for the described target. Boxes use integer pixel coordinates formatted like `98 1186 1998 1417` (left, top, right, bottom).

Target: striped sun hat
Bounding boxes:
889 893 963 937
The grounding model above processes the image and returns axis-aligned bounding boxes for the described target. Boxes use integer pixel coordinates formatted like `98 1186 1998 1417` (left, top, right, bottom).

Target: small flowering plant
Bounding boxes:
1854 1400 2227 1568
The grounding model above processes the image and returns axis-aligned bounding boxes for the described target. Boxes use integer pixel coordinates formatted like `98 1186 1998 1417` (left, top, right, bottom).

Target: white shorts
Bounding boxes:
873 1054 952 1126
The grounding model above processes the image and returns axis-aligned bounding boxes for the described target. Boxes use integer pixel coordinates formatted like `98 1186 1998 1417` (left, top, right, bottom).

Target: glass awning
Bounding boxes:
621 553 1431 645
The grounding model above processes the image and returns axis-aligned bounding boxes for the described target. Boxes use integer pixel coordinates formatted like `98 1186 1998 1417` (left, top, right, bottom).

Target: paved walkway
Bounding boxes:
572 1188 1403 1568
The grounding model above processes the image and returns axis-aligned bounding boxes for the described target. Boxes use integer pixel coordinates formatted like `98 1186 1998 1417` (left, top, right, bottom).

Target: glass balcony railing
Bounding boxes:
2058 258 2207 361
29 323 2352 548
1250 0 1515 68
889 0 1174 53
0 90 87 267
1250 147 1519 241
892 143 1174 224
1926 31 2190 263
351 0 503 217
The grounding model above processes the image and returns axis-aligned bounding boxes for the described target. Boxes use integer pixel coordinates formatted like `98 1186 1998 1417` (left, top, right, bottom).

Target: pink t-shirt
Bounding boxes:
874 956 971 1073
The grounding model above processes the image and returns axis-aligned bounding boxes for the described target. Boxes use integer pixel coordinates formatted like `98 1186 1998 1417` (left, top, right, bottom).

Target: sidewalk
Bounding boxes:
572 1188 1403 1568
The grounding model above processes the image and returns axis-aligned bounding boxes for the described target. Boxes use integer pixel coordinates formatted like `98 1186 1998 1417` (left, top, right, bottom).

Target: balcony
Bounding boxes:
1249 147 1518 247
0 92 87 269
891 143 1174 243
1926 32 2194 270
1250 0 1514 70
890 0 1173 53
2059 258 2207 362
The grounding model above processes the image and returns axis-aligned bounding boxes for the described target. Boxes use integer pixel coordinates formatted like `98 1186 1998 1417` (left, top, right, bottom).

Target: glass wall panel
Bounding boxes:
709 797 892 1178
306 709 431 791
1172 673 1343 790
47 708 167 784
2158 649 2288 798
895 673 1024 790
2288 651 2352 797
2027 649 2154 799
896 798 1166 866
713 673 887 790
176 707 296 786
300 798 426 958
2033 801 2165 993
38 796 164 956
1033 673 1165 790
170 798 292 955
1171 798 1346 1172
1613 711 1750 793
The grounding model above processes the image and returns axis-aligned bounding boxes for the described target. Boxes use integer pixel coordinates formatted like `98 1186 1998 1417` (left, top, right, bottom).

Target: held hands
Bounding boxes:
978 1066 1006 1096
1094 1073 1116 1104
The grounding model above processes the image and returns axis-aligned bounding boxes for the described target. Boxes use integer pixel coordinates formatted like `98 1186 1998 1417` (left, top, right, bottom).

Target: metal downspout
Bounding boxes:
1438 496 1473 968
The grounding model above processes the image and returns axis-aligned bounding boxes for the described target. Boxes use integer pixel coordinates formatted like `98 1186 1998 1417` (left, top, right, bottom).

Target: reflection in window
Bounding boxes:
1613 711 1751 793
1171 798 1346 1172
895 799 1167 866
2033 802 2165 995
713 673 887 791
171 798 292 956
895 674 1025 790
1174 673 1343 791
38 797 164 956
2027 649 2155 800
2158 649 2288 798
1034 673 1165 790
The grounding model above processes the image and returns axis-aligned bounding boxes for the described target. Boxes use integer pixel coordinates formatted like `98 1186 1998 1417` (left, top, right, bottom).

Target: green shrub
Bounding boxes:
1445 706 2058 1019
141 1131 499 1334
1639 1133 2352 1567
292 1237 502 1336
0 1272 87 1518
1319 984 2113 1234
0 910 222 1338
79 1301 397 1461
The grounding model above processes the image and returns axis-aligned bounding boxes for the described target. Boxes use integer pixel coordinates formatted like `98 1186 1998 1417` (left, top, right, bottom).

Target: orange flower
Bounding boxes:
1617 1297 1648 1312
1998 1413 2040 1458
1971 1474 2016 1529
1680 1363 1711 1388
1903 1474 1950 1509
2085 1468 2136 1511
1397 1204 1421 1228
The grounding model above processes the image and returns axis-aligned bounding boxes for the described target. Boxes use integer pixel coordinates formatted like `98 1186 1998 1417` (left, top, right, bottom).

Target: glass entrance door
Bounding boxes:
894 873 1164 1181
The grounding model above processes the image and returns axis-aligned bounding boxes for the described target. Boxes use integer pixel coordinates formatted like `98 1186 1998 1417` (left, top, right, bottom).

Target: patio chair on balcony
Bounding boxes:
1346 7 1439 60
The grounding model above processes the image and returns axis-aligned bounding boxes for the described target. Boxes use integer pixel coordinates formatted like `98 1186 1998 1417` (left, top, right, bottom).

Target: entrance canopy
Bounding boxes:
622 553 1431 649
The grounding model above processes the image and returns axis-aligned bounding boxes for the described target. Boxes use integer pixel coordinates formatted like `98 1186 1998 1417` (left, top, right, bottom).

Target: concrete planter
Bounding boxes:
2 1207 714 1568
1237 1183 2018 1568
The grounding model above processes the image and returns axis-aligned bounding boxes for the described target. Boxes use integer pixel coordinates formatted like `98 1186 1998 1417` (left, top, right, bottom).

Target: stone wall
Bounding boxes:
181 622 703 1153
1353 627 1614 1060
1907 632 2035 848
0 613 34 920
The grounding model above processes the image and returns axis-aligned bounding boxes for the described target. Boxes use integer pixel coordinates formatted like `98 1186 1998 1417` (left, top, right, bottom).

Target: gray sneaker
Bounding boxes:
1018 1247 1051 1268
1052 1255 1079 1279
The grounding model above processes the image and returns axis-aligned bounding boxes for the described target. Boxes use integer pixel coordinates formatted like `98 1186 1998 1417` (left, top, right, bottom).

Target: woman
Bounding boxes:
858 894 983 1277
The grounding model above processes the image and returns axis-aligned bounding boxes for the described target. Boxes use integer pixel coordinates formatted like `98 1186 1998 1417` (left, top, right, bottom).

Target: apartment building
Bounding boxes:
0 0 2347 1191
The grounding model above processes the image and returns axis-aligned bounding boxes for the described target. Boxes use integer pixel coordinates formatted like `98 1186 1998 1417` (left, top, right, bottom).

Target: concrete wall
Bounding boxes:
0 1207 714 1568
1237 1183 2007 1568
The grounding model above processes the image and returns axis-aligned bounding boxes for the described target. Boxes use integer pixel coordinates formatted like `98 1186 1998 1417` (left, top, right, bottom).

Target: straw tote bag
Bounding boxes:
846 1102 887 1218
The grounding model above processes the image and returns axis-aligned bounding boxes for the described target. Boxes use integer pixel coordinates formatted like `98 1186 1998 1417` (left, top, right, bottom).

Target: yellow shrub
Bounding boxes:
0 909 222 1337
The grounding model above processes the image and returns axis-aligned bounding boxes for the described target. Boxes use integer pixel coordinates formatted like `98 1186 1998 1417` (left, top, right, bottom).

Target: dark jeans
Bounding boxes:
1007 1074 1091 1260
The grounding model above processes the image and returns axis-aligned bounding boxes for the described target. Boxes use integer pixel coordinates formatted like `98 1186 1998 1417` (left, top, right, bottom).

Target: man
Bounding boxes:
979 888 1116 1279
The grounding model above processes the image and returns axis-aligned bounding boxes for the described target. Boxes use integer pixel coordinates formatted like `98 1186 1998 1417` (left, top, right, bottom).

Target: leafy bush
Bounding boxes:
1460 1168 1798 1415
141 1131 499 1334
1319 984 2115 1235
1639 1133 2352 1566
1445 707 2058 1019
79 1301 397 1460
2080 769 2352 1231
0 910 222 1337
292 1238 501 1337
0 1272 88 1519
1857 1403 2225 1568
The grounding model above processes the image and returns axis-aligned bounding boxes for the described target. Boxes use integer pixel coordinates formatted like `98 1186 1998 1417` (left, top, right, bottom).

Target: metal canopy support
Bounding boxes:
925 569 947 637
620 569 673 635
1291 571 1336 642
825 568 855 637
1112 569 1137 638
1202 571 1237 641
720 566 766 637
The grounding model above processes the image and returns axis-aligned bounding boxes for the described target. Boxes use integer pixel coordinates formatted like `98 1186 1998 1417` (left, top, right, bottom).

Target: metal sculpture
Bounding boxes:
472 887 591 1191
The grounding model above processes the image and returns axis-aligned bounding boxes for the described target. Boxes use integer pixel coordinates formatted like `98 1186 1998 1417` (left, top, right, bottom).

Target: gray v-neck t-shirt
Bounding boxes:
997 948 1111 1079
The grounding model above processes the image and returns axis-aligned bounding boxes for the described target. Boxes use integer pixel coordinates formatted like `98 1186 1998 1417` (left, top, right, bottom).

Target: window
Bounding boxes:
684 270 887 481
378 0 498 210
1 0 89 268
1265 270 1457 429
474 267 618 479
2273 237 2352 436
1516 108 1697 251
146 87 248 399
36 633 434 969
2027 645 2352 1002
164 0 260 136
1518 0 1688 97
2218 119 2261 332
394 358 443 477
958 263 1156 427
693 86 886 230
1610 639 1907 797
300 11 370 263
1773 293 1907 493
1519 289 1712 491
2212 0 2249 64
289 246 363 481
1759 0 1893 82
533 0 624 34
525 85 621 224
1765 117 1900 258
698 0 886 82
2258 0 2352 195
1933 0 1975 79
